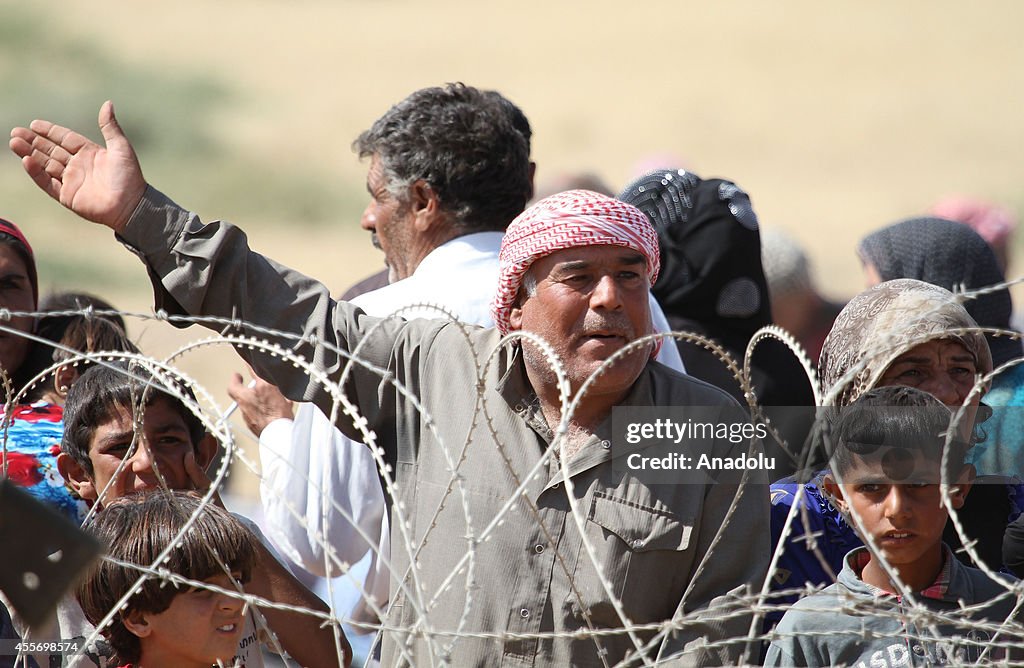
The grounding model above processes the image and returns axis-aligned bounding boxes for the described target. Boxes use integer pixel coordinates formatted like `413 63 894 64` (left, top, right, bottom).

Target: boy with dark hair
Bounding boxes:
766 386 1020 666
14 361 350 668
58 361 209 507
77 491 258 667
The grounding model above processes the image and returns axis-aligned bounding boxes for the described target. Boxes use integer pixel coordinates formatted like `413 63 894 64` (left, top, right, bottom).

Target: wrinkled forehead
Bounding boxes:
861 303 989 373
887 338 976 364
530 245 649 278
366 153 386 183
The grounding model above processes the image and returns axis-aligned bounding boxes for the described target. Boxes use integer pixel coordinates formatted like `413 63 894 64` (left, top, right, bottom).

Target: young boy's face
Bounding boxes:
62 397 209 505
125 572 245 667
827 450 970 574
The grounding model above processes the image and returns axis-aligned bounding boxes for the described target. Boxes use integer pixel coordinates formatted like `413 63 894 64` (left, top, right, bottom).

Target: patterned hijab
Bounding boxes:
858 217 1020 367
819 279 993 407
492 189 660 334
618 169 771 353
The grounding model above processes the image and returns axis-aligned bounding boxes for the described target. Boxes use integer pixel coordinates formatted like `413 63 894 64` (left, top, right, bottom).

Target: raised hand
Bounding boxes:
227 370 295 437
9 100 146 234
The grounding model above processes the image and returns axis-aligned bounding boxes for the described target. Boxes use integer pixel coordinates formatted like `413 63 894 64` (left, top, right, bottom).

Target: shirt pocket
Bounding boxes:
569 491 695 625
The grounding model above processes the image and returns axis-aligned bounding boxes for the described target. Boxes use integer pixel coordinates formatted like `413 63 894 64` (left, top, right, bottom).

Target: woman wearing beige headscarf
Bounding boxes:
767 279 1015 630
819 278 992 411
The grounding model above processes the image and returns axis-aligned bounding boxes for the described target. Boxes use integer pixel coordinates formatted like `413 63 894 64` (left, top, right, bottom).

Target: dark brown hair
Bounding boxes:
829 385 970 481
23 314 139 403
76 491 258 664
61 361 206 475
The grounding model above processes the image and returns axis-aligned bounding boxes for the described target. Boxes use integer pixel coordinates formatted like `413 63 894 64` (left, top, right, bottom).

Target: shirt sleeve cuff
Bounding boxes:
116 185 191 260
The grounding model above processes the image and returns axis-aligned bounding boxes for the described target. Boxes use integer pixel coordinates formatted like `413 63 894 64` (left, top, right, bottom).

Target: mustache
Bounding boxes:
370 233 382 250
580 312 640 338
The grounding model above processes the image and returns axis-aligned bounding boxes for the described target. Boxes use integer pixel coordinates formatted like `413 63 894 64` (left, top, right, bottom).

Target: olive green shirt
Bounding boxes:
119 187 770 666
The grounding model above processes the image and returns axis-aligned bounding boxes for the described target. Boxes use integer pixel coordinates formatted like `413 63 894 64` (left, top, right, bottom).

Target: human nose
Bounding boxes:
883 486 911 520
218 590 244 613
589 275 624 310
129 439 155 475
360 202 377 231
920 372 965 407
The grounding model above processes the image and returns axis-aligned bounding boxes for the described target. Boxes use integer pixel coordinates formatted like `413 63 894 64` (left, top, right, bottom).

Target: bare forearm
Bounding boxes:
249 543 350 668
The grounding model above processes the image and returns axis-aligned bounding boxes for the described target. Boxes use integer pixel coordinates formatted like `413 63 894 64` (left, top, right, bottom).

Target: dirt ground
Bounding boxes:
3 0 1022 497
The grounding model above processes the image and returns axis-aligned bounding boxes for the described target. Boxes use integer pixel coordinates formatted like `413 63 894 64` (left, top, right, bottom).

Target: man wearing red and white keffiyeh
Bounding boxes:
13 103 771 665
492 189 663 446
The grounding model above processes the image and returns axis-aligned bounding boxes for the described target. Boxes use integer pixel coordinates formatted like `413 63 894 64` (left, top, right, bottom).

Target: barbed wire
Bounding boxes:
2 286 1024 667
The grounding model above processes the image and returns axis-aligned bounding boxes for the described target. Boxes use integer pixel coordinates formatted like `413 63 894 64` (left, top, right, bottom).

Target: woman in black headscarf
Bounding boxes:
859 217 1024 476
619 169 815 474
859 216 1022 370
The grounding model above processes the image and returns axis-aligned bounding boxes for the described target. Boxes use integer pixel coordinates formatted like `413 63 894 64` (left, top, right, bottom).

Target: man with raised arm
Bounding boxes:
223 85 685 648
12 101 767 666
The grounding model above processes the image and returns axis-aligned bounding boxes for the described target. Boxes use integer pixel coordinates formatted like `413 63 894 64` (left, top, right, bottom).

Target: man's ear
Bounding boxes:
821 473 848 513
509 306 523 331
949 464 976 510
196 433 218 470
57 452 96 502
410 180 441 232
122 609 153 639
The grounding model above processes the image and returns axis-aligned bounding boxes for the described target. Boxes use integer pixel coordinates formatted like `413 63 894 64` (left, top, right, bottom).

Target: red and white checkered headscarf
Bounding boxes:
492 189 661 334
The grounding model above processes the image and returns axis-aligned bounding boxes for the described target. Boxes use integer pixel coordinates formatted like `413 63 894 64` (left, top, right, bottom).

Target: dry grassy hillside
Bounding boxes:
2 0 1021 496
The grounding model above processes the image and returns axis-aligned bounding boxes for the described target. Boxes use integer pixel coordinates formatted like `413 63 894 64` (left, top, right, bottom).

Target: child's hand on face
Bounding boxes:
184 448 225 509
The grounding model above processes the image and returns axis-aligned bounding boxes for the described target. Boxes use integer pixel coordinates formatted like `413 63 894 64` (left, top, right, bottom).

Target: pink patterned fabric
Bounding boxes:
930 196 1017 247
492 189 660 334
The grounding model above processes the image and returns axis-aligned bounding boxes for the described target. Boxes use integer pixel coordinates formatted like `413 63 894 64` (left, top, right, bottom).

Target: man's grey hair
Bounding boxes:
353 83 532 233
520 270 538 301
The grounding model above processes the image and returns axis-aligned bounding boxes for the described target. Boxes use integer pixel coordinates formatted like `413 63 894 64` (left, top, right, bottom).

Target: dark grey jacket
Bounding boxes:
765 547 1023 666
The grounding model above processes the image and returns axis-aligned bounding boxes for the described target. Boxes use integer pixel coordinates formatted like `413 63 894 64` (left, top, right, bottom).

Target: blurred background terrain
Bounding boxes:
2 0 1022 500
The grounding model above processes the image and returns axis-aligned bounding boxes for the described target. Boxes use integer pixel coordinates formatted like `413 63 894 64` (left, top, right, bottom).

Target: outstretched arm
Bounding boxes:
9 100 145 233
